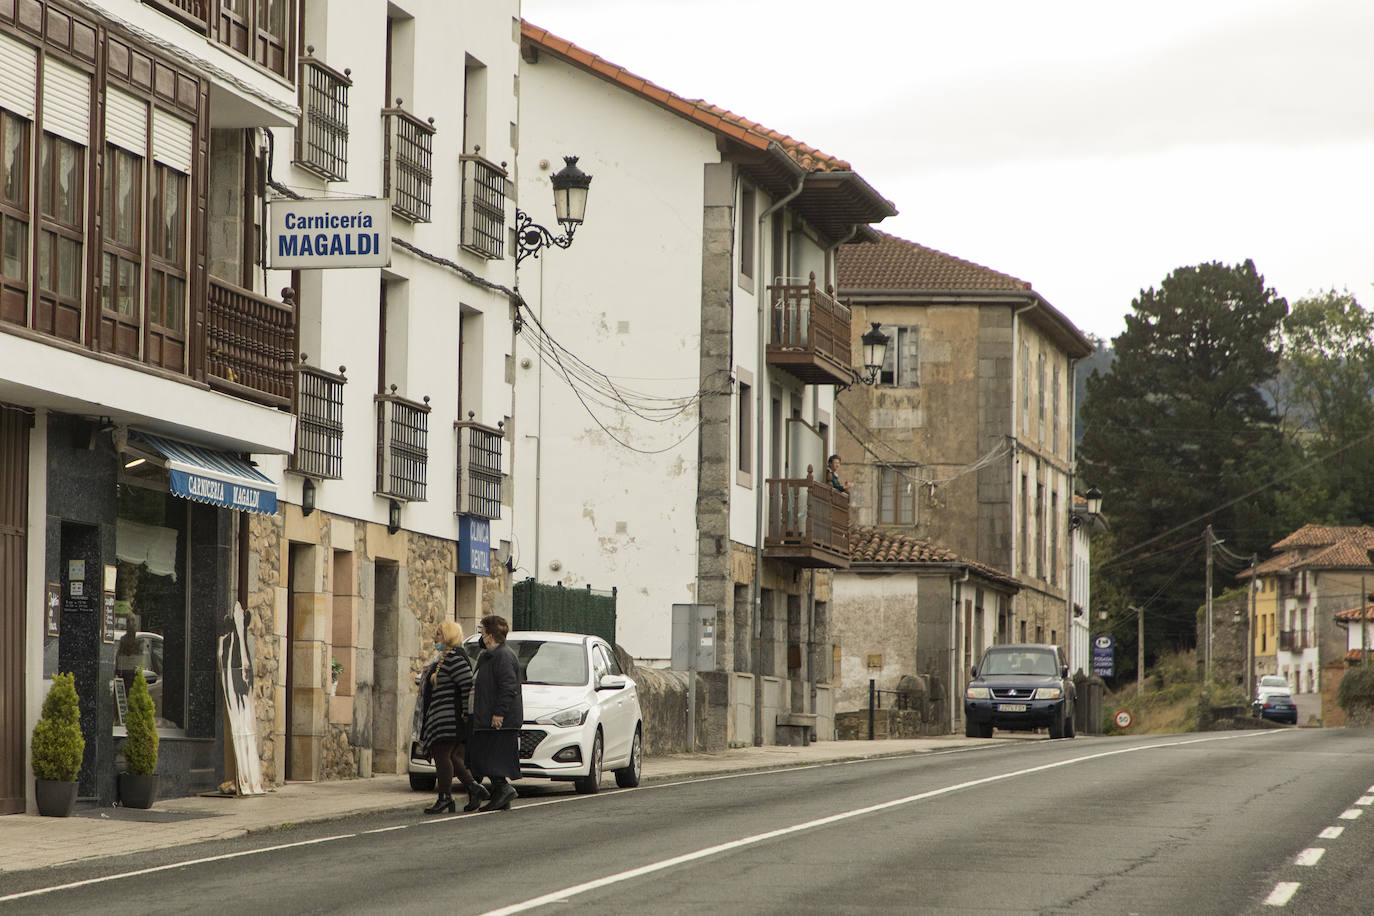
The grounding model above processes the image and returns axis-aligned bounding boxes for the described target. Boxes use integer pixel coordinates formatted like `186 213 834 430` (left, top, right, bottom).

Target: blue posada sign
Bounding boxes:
458 516 491 577
1091 635 1114 678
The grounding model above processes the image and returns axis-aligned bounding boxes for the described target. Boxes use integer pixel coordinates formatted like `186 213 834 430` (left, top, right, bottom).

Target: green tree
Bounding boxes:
1078 260 1288 654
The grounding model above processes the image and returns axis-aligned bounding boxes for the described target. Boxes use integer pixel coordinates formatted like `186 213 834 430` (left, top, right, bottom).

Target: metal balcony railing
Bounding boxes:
764 477 850 568
766 272 854 386
205 280 296 409
297 55 351 182
376 388 429 502
292 363 346 478
460 153 507 260
456 415 504 520
383 107 434 223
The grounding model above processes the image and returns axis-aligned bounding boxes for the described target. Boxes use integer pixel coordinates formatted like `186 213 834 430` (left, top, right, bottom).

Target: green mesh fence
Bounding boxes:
511 579 617 644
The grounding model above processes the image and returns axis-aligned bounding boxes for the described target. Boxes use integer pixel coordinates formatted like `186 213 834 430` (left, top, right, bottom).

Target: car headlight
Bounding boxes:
537 704 590 728
1034 687 1063 700
965 687 990 699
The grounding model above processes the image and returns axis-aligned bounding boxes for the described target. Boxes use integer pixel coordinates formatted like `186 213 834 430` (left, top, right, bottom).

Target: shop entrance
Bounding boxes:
0 405 29 814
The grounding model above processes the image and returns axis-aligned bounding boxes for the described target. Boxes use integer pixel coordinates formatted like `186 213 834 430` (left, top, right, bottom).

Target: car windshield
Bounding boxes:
509 639 589 686
1260 676 1287 688
979 650 1058 677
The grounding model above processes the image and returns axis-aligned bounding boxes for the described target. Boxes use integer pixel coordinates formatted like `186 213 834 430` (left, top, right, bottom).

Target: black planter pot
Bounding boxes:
118 773 159 809
34 779 78 817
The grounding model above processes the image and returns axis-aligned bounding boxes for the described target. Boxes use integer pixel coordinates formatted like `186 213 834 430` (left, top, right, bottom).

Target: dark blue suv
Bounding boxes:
963 644 1076 739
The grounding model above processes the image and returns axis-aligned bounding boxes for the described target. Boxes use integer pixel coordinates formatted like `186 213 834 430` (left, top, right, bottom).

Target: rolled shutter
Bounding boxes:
151 109 192 174
105 87 146 154
41 59 90 145
0 33 36 119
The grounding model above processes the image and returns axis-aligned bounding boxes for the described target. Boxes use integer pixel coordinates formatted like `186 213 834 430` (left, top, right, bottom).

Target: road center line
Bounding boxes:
0 834 355 904
1339 808 1363 820
1293 847 1324 866
479 732 1269 916
1318 826 1343 839
1264 882 1300 906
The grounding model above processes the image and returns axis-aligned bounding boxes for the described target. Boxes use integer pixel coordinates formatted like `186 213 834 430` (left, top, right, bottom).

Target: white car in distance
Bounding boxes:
410 630 643 795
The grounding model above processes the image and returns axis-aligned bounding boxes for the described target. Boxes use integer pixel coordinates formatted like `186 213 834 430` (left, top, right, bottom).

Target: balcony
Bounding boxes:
376 388 429 502
205 279 296 409
456 415 504 520
383 107 434 223
292 363 345 478
460 154 507 259
764 477 850 568
766 273 853 387
296 55 351 182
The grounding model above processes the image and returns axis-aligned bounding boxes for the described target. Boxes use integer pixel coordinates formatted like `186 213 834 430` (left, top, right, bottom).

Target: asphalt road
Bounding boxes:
6 729 1374 914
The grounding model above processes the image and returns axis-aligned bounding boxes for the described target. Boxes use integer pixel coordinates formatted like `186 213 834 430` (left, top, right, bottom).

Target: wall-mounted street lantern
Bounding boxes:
515 156 593 267
858 322 890 385
301 478 317 517
1085 487 1103 516
388 499 402 535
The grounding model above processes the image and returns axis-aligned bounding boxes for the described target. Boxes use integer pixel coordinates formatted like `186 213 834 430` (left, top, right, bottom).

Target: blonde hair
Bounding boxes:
431 620 466 685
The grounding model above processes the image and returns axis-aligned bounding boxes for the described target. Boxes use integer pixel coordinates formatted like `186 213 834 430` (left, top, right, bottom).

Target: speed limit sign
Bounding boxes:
1114 709 1133 729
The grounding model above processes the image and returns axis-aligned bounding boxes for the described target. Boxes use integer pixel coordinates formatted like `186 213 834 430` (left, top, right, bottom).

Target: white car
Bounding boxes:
1252 674 1293 715
409 630 643 795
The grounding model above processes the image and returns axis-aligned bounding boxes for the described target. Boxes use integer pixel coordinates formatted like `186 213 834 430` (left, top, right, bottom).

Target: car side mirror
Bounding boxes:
597 674 628 691
1061 666 1069 678
970 667 978 679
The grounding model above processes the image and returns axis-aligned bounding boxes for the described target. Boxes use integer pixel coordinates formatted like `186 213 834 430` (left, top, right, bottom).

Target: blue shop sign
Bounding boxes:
134 432 278 516
459 515 491 576
1091 635 1114 678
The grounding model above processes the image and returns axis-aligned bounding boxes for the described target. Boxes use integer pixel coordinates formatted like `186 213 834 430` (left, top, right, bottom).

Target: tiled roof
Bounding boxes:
836 230 1032 292
1272 525 1374 551
849 527 1018 588
1343 649 1374 664
1294 538 1374 571
521 22 850 173
1334 604 1374 622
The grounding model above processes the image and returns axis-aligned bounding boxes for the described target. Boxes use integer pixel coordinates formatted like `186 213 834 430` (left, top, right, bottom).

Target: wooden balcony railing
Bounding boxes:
766 272 853 387
764 477 850 568
456 415 504 520
206 279 297 409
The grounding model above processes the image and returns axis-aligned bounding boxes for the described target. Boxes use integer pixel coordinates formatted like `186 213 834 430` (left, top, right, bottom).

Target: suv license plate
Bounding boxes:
997 703 1028 712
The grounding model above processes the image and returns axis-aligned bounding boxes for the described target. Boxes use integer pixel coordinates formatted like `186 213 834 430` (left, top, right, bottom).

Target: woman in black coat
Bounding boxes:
419 620 488 813
466 614 523 812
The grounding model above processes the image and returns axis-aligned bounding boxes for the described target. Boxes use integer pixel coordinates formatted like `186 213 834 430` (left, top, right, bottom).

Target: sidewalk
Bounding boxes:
0 737 984 874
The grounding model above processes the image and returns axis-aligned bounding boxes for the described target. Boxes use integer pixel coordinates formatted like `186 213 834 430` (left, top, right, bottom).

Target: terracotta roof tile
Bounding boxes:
1294 538 1374 571
837 230 1032 292
1343 649 1373 664
521 22 851 173
1335 603 1374 622
849 527 1018 587
1272 525 1374 551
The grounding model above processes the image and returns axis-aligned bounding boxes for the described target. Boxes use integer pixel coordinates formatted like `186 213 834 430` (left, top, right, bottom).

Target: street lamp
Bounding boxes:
1085 486 1103 516
858 322 890 385
515 156 593 266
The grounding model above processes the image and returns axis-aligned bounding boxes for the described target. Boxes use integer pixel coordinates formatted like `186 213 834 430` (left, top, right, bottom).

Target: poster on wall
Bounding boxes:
45 583 60 636
217 601 265 796
102 592 116 645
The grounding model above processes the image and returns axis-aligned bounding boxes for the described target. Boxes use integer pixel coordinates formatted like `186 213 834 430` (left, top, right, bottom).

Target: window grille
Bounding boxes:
376 389 429 501
460 154 506 259
384 108 433 223
456 417 504 520
292 365 346 478
297 56 350 182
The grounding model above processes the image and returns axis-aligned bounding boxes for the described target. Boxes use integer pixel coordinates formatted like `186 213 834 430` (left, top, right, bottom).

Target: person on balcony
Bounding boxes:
827 454 850 497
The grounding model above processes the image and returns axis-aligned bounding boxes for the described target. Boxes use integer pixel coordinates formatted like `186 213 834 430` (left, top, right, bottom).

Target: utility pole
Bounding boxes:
1134 605 1144 696
1204 525 1215 685
1363 574 1370 668
1247 554 1257 700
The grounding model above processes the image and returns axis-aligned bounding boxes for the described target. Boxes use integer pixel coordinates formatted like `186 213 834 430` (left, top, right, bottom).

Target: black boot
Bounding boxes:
424 794 455 814
479 783 517 812
463 782 490 812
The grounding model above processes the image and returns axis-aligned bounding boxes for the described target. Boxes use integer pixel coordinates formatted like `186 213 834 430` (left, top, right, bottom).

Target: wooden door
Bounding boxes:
0 404 30 814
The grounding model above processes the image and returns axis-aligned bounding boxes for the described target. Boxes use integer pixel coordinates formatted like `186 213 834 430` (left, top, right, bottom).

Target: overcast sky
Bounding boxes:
520 0 1374 340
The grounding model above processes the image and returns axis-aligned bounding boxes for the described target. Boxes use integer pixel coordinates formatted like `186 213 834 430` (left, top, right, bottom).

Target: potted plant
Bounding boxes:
31 672 84 817
118 667 159 808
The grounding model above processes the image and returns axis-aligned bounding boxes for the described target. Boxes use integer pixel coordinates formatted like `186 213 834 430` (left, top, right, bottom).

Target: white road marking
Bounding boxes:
1319 826 1344 839
479 732 1271 916
1293 848 1325 866
1264 882 1300 907
1356 795 1374 806
1339 808 1363 820
0 834 354 903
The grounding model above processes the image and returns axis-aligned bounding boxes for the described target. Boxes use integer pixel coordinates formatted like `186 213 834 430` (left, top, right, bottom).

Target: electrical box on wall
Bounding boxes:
670 604 716 670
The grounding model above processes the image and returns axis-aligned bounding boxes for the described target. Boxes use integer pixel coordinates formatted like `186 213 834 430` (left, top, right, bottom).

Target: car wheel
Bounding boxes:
964 718 981 738
1049 709 1066 739
978 722 994 739
574 731 604 794
409 773 435 792
615 727 642 788
1065 707 1076 739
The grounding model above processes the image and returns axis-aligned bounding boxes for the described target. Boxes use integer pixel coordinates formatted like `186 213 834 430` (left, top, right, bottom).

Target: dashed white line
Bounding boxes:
1293 847 1325 866
1264 882 1300 907
1339 808 1363 820
1318 826 1344 839
1356 795 1374 806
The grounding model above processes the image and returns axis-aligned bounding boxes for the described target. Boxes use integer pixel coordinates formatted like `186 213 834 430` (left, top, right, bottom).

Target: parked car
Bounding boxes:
1256 689 1298 725
963 643 1076 739
1251 675 1293 717
409 630 643 795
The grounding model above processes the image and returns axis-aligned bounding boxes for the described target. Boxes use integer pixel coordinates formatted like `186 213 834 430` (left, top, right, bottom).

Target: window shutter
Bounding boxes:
0 34 36 119
152 109 193 173
899 325 920 387
41 59 90 145
105 87 146 154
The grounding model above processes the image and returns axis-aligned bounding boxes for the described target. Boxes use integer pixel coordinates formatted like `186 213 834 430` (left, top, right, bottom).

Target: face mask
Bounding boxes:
434 641 444 652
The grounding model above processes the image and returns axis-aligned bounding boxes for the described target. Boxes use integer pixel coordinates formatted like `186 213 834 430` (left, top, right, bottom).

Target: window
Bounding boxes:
1037 352 1046 441
1052 362 1061 453
1036 482 1045 579
147 162 188 366
1020 341 1030 434
36 132 84 322
737 380 752 477
219 0 292 77
1020 473 1029 576
0 110 29 325
460 155 506 259
739 186 755 281
297 56 350 182
376 390 429 502
878 466 915 524
879 325 920 387
385 108 434 223
294 365 346 479
1050 491 1058 585
101 145 143 350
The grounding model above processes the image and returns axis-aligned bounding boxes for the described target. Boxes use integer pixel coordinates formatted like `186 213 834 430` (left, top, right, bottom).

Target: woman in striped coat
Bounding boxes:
419 620 488 814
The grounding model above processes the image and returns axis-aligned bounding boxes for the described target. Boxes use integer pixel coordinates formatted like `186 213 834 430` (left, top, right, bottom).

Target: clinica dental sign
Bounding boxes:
267 197 392 269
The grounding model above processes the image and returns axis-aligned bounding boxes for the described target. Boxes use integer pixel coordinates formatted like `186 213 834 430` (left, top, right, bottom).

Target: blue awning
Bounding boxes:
133 432 279 516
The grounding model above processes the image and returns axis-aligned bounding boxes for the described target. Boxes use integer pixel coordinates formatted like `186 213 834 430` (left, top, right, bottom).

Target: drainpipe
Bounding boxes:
1064 354 1079 671
1009 299 1039 639
951 566 969 728
752 163 806 746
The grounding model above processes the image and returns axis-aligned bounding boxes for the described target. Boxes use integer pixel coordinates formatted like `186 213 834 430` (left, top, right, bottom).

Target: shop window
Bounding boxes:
114 484 189 735
0 110 29 325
